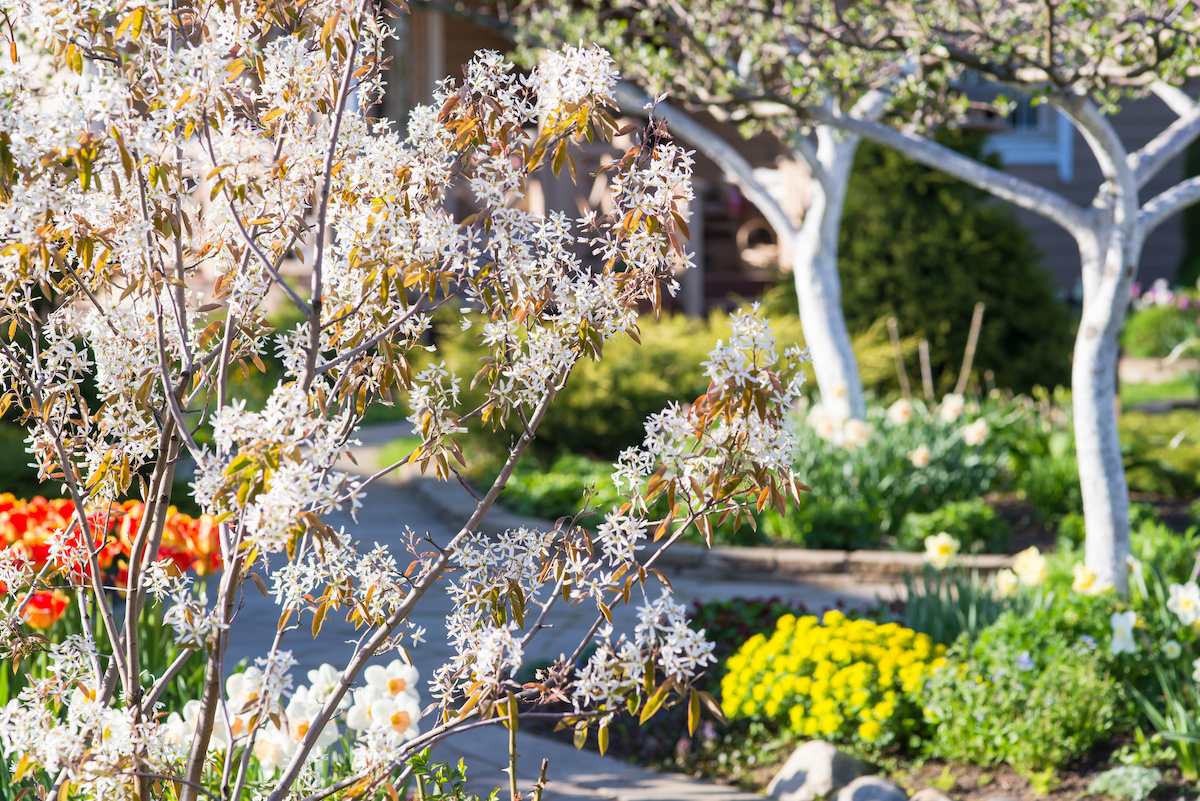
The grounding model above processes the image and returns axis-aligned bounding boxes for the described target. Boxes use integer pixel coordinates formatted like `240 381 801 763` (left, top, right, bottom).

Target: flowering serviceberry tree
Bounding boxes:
0 0 809 798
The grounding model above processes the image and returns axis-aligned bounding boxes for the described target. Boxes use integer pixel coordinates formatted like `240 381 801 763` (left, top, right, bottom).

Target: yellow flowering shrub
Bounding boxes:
720 610 946 751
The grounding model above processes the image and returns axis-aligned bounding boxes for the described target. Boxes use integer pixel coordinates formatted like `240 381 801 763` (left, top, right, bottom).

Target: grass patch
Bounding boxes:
1121 377 1198 408
377 435 425 469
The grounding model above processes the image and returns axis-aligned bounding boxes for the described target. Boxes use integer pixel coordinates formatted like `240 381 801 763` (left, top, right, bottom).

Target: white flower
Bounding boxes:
1012 547 1048 587
284 694 340 748
306 664 345 705
1164 640 1183 660
887 399 914 425
939 393 965 423
1168 582 1200 626
842 419 873 449
908 444 931 468
363 659 419 702
345 687 420 744
252 724 296 775
1192 657 1200 682
961 418 989 446
994 568 1019 598
1111 611 1138 655
924 532 960 570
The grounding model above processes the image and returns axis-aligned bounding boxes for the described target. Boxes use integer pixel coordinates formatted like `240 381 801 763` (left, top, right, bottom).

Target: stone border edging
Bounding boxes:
402 473 1014 584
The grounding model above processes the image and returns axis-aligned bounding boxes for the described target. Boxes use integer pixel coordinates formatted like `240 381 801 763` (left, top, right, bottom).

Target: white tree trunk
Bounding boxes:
790 129 866 421
611 82 868 416
1072 230 1137 593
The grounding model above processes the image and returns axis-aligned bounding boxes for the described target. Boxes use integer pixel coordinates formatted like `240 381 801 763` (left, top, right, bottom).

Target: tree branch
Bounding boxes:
803 105 1092 238
1151 81 1199 117
1130 88 1200 188
1139 174 1200 237
267 376 566 801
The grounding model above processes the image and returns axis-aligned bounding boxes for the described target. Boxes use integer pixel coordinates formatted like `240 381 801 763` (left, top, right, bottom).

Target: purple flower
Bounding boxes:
1131 282 1143 298
1017 651 1035 671
1080 635 1097 651
1182 296 1192 310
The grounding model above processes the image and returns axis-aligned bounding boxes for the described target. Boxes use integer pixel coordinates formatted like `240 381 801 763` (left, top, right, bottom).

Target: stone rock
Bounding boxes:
836 776 909 801
910 789 954 801
767 740 867 801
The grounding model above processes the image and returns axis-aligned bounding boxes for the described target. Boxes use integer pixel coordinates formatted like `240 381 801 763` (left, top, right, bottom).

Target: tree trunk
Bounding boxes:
1072 231 1137 593
610 85 871 419
791 172 865 421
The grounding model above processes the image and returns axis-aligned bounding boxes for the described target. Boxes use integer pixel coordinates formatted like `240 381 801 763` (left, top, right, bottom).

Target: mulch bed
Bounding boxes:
529 707 1190 801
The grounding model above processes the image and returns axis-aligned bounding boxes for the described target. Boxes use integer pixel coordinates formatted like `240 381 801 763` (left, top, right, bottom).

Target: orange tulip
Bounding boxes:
22 591 69 629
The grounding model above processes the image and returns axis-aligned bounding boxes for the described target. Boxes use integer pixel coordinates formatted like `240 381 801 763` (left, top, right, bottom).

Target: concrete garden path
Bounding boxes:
224 423 898 800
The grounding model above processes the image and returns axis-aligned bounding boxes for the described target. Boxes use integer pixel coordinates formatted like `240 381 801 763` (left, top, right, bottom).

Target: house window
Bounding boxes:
985 99 1075 182
959 71 1075 182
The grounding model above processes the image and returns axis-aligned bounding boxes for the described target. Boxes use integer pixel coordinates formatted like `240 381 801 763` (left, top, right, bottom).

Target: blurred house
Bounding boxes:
383 10 1190 312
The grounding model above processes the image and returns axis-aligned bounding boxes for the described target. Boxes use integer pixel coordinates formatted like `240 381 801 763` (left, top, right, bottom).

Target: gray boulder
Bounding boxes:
909 790 954 801
836 776 909 801
767 740 867 801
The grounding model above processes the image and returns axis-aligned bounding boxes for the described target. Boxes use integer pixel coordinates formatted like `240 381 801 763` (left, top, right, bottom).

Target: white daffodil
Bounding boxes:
924 532 960 570
252 724 297 775
363 658 420 702
909 444 931 468
1012 547 1048 587
345 686 421 744
961 418 989 446
1071 563 1110 595
369 693 422 744
285 695 340 748
1164 640 1183 660
994 568 1019 598
887 399 914 425
1168 581 1200 625
1110 611 1138 655
939 393 965 423
346 687 385 732
842 419 874 449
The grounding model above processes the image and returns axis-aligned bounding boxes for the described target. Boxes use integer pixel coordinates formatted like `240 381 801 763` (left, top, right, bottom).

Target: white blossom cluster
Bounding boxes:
192 384 363 554
573 592 714 714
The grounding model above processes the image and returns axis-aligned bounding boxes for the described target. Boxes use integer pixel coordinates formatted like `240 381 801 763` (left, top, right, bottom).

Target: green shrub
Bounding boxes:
923 606 1123 779
498 453 622 529
1119 409 1200 497
425 303 920 467
839 130 1073 394
765 396 1012 549
0 423 43 500
1088 766 1162 801
1122 303 1199 360
1179 139 1200 286
896 498 1009 553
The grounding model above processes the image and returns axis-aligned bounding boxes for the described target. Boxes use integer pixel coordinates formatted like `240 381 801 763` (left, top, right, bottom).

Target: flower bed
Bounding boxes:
532 511 1200 801
0 493 221 628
